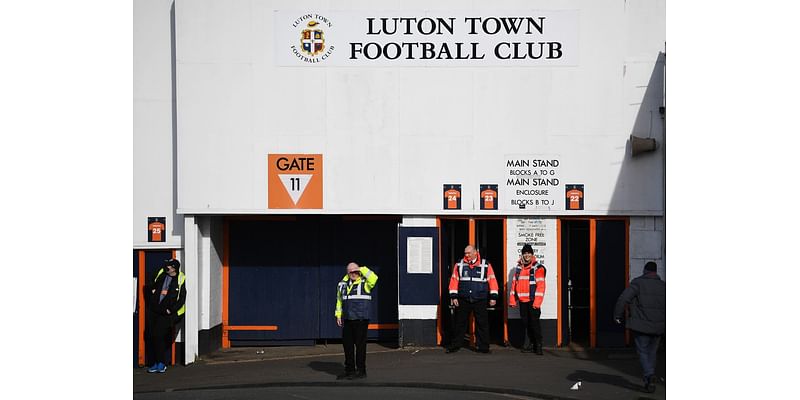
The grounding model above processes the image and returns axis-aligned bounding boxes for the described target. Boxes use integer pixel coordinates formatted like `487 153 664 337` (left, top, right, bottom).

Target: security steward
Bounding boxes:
446 245 499 353
509 244 547 355
335 262 378 380
145 258 186 373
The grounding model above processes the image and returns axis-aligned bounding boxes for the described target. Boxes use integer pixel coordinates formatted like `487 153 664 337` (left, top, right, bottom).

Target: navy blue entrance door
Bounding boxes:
228 218 320 344
227 216 399 345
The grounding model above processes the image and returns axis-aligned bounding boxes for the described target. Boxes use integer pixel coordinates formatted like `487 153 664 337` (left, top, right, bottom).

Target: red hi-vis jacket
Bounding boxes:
448 253 499 301
509 256 547 308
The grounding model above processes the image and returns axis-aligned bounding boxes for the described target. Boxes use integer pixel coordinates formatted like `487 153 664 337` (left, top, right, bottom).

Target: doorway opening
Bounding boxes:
559 218 628 348
560 220 590 348
476 219 505 346
439 218 506 347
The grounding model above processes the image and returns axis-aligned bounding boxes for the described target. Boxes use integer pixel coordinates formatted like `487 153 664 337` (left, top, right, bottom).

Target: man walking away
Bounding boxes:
614 261 666 393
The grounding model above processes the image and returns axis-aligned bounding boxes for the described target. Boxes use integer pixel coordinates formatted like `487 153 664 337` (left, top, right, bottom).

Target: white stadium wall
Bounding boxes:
170 0 665 216
134 0 184 248
133 0 666 363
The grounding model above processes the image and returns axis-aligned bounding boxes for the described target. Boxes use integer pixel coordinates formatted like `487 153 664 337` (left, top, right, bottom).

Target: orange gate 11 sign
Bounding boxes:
268 154 323 209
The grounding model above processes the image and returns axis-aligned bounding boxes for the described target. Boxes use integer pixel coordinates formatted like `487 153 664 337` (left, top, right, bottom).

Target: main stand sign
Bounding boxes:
502 155 562 211
268 154 323 209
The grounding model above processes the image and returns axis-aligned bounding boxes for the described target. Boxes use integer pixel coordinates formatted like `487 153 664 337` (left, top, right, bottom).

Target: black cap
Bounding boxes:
643 261 657 273
164 258 181 271
521 244 534 254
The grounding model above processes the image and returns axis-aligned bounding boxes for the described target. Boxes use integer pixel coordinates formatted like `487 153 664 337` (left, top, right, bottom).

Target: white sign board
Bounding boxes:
407 237 433 274
133 277 138 313
502 155 563 211
506 217 557 319
273 11 579 67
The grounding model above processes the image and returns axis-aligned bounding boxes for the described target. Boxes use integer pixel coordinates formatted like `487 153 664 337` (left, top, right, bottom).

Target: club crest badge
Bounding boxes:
301 21 325 56
289 14 336 64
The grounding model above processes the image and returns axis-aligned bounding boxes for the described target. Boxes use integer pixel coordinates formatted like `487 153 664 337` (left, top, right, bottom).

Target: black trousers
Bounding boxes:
342 319 369 372
145 310 175 366
452 298 490 350
518 302 542 348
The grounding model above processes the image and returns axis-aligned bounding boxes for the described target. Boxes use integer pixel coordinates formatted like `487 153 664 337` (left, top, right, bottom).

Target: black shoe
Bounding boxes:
337 371 355 380
534 346 543 355
351 371 367 380
445 346 460 353
643 375 656 393
477 348 490 354
521 346 534 353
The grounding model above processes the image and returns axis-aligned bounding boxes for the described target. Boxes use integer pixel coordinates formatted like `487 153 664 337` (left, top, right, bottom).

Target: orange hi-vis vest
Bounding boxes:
448 253 499 301
509 258 547 308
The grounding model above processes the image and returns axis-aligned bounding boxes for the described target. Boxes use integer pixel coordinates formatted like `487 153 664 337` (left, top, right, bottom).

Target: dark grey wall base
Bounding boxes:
506 319 557 348
199 323 223 356
399 319 438 347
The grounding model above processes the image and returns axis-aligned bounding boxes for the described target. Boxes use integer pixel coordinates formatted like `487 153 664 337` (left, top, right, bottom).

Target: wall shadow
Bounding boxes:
574 48 667 386
607 51 666 216
308 361 343 377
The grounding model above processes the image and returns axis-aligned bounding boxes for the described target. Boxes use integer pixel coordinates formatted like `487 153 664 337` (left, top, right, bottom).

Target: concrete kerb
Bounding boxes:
198 347 408 366
134 381 578 400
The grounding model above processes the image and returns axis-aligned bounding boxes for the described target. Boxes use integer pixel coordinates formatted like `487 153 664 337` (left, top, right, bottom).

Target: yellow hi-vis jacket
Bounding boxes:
335 266 378 320
154 269 186 317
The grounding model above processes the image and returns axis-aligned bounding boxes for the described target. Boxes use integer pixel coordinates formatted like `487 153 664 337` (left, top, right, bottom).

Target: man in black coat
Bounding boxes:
614 261 666 393
145 258 187 373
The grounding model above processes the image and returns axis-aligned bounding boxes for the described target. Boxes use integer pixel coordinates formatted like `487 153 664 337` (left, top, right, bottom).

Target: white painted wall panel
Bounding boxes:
173 0 665 215
631 229 663 259
398 305 438 320
401 216 437 228
198 217 211 329
197 216 223 330
630 216 665 280
209 217 223 327
134 0 184 247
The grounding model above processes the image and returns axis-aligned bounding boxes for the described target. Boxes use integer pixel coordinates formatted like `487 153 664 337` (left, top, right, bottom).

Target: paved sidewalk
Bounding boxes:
134 344 666 400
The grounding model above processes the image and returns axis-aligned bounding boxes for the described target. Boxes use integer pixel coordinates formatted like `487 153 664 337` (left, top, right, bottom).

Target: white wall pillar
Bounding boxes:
183 215 199 364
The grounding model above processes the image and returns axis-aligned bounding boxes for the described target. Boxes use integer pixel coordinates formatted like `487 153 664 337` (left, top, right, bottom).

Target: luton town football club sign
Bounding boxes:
274 10 578 67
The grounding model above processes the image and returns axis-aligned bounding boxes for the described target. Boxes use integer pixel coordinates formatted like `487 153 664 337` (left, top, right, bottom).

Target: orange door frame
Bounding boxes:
436 217 442 345
556 220 562 346
222 218 231 347
137 250 146 366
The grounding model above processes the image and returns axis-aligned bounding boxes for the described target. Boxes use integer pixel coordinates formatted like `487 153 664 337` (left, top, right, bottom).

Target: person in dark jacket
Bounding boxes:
335 262 378 380
614 261 666 393
145 258 187 373
446 245 499 354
